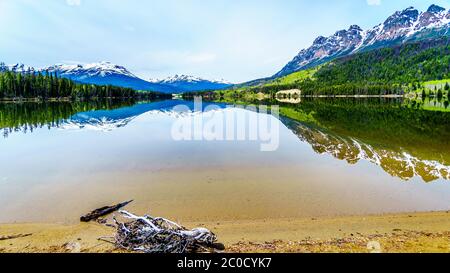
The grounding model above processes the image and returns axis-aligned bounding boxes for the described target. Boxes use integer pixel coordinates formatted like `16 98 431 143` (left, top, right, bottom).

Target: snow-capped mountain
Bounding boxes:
44 62 136 79
42 61 176 94
149 74 232 92
275 4 450 77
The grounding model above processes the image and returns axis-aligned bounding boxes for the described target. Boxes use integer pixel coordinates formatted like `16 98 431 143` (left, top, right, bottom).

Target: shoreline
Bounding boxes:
302 94 405 98
1 94 406 103
0 97 139 103
1 211 448 253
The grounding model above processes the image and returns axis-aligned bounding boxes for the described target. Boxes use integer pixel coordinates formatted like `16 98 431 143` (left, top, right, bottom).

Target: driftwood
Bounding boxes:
0 233 32 241
80 200 133 222
103 210 225 253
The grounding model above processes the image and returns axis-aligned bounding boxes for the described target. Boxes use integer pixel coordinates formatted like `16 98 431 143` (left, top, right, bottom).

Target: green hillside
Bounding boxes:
208 38 450 98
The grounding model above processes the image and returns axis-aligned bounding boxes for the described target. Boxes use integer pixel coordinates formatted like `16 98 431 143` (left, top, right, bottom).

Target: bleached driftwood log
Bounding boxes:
108 210 224 253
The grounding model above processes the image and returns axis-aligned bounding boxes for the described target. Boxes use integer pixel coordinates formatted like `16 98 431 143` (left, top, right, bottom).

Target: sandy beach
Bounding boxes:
1 211 449 253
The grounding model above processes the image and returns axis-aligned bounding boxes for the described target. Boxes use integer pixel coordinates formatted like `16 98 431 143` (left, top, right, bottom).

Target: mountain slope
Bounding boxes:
43 62 176 94
298 38 450 95
149 74 232 92
275 4 450 77
218 38 450 98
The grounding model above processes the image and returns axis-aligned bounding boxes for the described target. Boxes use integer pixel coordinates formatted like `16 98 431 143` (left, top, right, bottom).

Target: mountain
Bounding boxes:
275 4 450 77
42 62 176 94
149 74 232 92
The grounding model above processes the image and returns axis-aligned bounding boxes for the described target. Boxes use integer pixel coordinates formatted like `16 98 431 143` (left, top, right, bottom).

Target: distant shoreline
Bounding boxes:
1 95 406 102
302 94 405 98
0 97 139 103
0 97 72 102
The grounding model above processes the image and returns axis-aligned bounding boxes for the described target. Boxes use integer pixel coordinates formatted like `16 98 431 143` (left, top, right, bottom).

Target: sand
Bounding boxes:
0 211 449 253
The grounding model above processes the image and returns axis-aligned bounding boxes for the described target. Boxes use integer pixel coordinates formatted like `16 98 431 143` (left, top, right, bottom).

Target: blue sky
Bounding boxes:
0 0 448 83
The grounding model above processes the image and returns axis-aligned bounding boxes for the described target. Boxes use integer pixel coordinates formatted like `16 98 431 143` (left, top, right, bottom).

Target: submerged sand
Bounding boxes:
0 211 449 253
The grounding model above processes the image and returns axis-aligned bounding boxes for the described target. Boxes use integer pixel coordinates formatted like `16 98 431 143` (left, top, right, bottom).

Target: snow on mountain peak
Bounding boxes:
150 74 232 85
148 74 232 91
382 6 419 32
43 61 137 78
275 4 449 77
162 74 204 83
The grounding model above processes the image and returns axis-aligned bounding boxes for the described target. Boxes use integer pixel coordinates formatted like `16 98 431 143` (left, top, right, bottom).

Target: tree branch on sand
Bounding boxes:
100 210 225 253
0 233 32 241
80 200 133 222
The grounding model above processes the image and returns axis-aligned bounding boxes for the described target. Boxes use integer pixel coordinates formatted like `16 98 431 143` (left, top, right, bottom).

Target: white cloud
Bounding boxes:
367 0 381 6
66 0 81 6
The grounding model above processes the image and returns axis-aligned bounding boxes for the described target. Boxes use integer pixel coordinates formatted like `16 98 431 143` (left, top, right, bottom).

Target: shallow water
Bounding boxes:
0 99 449 224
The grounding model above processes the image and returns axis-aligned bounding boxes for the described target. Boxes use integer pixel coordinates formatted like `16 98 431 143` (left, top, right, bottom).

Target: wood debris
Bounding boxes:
103 210 225 253
80 200 133 222
0 233 32 241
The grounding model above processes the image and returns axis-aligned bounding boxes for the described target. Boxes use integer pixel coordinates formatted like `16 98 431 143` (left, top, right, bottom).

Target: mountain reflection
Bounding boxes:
278 98 450 182
0 100 229 136
1 98 449 182
284 119 450 182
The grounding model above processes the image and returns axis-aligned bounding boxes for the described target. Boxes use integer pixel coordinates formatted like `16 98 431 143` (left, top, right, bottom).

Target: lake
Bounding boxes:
0 98 449 224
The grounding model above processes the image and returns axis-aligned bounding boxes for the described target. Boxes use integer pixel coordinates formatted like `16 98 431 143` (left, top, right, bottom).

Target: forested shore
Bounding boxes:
0 70 170 101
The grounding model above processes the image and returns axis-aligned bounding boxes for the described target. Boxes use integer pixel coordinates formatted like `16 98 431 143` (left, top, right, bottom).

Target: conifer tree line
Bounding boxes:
0 64 169 100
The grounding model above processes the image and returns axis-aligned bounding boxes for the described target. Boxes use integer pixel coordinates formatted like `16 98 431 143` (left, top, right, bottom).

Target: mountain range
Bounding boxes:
274 4 450 77
43 62 177 93
3 4 449 92
149 74 232 92
2 62 232 94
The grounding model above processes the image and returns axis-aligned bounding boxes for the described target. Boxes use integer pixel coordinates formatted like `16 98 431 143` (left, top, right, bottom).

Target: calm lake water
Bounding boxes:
0 98 449 224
